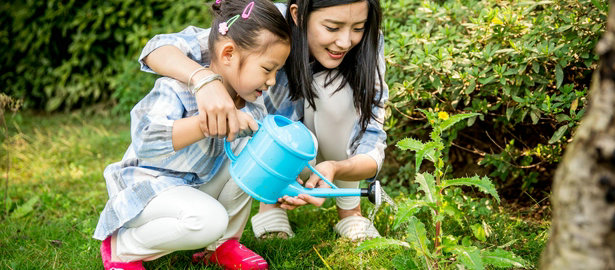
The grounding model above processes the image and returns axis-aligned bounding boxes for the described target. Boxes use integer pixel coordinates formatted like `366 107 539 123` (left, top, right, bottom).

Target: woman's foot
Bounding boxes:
100 237 145 270
335 204 380 241
193 239 268 270
337 204 362 220
251 204 294 239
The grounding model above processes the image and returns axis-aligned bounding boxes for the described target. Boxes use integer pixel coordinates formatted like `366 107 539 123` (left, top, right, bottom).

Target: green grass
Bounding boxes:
0 111 548 269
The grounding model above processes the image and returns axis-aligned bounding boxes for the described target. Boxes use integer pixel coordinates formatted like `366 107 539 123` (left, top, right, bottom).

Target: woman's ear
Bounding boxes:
289 4 299 26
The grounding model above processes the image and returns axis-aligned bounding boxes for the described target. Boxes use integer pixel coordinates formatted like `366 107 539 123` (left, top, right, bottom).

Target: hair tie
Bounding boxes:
242 1 255 19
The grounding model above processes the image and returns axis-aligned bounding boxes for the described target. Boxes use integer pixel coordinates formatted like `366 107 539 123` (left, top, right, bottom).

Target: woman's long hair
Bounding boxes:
285 0 384 132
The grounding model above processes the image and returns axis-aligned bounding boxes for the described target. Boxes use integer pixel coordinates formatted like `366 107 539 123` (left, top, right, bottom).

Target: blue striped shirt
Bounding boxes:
138 25 388 174
93 77 266 240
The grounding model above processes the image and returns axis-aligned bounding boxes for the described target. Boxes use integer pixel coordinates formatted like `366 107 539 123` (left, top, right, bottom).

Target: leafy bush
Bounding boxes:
382 0 607 196
0 0 211 113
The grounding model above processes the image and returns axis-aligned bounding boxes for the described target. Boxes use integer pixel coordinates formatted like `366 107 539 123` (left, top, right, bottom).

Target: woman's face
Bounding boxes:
296 1 369 69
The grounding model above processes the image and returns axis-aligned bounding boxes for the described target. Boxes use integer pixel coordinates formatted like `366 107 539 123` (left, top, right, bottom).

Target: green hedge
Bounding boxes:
381 0 607 195
0 0 211 112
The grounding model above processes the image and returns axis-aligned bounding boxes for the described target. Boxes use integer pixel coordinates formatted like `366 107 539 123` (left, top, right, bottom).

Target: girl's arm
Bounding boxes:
171 116 205 151
140 27 242 141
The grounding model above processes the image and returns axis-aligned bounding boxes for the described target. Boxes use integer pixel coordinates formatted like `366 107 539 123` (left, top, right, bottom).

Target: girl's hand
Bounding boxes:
305 161 337 188
235 110 259 139
194 80 240 140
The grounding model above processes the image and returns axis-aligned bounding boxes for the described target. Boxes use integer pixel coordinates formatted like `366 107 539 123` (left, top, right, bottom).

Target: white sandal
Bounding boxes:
251 208 295 239
334 216 380 241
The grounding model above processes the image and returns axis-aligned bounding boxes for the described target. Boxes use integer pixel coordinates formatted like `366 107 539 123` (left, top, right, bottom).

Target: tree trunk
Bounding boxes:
541 1 615 269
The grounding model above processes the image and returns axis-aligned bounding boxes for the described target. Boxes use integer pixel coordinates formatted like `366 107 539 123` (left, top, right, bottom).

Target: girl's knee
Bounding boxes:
180 201 229 240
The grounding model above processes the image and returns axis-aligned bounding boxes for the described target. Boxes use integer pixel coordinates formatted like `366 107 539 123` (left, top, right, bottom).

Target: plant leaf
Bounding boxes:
415 142 440 173
396 137 424 152
406 216 432 257
10 196 40 219
356 237 410 252
440 113 481 132
392 255 419 270
506 107 514 121
415 173 437 203
548 125 568 144
481 248 527 268
393 200 428 229
470 223 487 241
442 176 500 203
452 246 484 270
530 109 540 124
555 63 564 89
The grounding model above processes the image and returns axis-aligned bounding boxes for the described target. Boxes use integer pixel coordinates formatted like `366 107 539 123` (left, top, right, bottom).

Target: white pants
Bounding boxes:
304 71 360 210
115 160 252 262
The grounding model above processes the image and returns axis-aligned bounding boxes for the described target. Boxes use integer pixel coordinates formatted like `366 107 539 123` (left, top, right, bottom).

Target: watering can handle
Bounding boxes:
224 120 262 162
224 140 238 162
307 163 338 189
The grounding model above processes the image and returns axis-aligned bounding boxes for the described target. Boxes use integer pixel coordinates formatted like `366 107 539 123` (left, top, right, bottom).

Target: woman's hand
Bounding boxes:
305 160 337 188
194 80 241 141
278 178 329 210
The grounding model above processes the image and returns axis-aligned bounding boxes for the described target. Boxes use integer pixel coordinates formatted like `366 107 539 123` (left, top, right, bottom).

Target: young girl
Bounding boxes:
93 1 291 269
139 0 387 241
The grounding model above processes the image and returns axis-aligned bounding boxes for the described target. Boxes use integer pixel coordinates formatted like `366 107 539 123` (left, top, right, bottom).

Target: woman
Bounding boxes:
139 0 387 241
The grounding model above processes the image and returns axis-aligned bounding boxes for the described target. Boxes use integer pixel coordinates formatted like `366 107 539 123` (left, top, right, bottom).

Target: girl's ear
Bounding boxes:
218 42 236 65
289 4 299 26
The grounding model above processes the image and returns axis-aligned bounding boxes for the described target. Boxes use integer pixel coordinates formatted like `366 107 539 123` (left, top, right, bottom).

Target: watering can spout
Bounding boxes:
361 181 382 205
280 180 382 205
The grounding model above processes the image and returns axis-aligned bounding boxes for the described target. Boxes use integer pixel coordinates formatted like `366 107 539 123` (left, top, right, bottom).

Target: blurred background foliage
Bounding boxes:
380 0 607 202
0 0 608 202
0 0 211 115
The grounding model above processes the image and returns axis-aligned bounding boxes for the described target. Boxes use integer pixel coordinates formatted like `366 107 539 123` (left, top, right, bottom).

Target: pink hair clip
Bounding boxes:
219 15 239 35
218 22 229 35
242 1 255 19
215 0 222 4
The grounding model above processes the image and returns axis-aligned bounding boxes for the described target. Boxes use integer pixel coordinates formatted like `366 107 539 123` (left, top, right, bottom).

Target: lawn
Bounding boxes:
0 111 549 269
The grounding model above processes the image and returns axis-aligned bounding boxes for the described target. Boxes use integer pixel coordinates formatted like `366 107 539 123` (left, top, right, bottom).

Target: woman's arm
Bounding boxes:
349 33 389 175
303 154 378 188
140 27 242 141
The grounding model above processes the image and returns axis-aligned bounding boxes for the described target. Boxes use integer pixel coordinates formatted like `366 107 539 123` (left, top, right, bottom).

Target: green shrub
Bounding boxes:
382 0 606 196
0 0 211 113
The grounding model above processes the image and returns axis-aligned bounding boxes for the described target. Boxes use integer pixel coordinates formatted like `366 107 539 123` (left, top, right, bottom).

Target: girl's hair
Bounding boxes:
285 0 384 132
209 0 291 61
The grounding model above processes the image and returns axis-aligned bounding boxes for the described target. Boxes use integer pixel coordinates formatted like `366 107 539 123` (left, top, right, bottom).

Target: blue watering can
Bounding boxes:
224 115 381 205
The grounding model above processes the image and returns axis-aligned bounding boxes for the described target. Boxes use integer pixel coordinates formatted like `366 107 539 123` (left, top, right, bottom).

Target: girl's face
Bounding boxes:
222 31 290 102
295 1 369 69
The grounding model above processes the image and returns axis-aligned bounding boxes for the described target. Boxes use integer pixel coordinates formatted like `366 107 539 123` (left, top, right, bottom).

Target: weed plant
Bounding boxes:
358 110 529 269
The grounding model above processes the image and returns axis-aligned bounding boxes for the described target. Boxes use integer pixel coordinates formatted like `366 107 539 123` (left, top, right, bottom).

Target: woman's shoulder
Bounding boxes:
274 3 287 17
178 25 211 41
152 77 189 92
